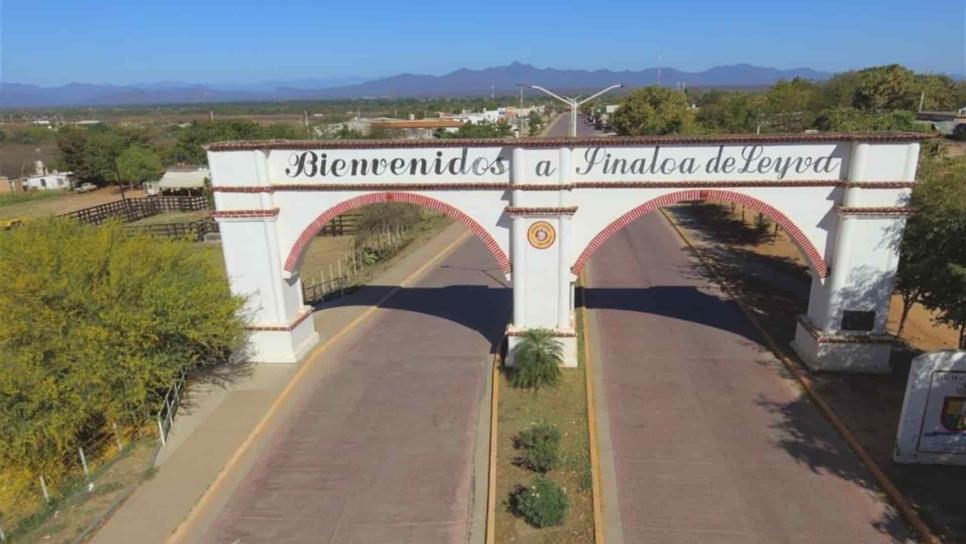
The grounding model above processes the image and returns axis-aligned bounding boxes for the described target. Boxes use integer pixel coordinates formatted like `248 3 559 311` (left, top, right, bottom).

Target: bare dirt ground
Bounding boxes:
0 186 146 220
666 202 965 541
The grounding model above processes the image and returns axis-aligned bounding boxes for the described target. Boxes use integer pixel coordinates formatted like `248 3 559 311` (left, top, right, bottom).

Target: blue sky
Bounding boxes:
2 0 963 86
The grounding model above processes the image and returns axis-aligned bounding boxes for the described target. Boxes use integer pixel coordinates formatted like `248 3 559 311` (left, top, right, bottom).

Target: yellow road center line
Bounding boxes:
167 230 472 544
581 270 606 544
657 207 940 544
485 352 499 544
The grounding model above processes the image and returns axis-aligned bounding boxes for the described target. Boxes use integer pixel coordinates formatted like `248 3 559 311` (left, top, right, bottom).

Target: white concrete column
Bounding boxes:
556 215 572 330
556 147 574 330
511 215 527 326
511 147 527 327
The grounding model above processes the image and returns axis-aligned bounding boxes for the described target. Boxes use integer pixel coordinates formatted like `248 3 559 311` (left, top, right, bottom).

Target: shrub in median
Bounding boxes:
516 422 561 473
509 328 563 391
513 476 569 528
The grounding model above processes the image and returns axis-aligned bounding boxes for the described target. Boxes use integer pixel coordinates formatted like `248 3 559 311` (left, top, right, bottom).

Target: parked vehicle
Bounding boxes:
74 182 97 193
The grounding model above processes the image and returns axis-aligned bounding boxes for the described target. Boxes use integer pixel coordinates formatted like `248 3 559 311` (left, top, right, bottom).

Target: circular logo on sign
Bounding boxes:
527 221 556 249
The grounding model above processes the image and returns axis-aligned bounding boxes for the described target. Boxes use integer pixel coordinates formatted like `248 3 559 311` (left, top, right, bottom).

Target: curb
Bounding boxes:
658 207 941 544
579 276 606 544
485 352 500 544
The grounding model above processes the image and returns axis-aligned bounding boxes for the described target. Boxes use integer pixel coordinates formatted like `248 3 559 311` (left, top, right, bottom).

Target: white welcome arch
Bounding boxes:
208 133 923 372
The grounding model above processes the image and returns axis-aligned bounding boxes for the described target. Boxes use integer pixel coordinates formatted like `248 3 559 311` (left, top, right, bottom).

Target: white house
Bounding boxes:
25 172 70 191
159 167 209 193
25 160 71 191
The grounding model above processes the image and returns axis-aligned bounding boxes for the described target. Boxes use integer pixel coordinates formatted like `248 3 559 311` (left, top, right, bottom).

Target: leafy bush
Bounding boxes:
516 422 561 473
509 328 563 391
0 219 247 482
354 203 421 247
513 477 569 528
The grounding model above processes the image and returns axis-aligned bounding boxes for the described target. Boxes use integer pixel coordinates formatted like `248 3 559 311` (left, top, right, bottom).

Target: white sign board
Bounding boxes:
894 351 966 465
270 143 847 185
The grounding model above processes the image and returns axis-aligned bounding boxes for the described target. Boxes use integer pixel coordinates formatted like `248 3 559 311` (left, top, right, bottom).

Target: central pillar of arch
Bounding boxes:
506 147 579 367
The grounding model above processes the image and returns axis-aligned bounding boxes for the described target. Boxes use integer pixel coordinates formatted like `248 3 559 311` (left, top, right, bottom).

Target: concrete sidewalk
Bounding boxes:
92 223 469 544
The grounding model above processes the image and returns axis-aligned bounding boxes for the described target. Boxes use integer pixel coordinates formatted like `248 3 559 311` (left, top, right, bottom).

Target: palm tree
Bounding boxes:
509 328 563 391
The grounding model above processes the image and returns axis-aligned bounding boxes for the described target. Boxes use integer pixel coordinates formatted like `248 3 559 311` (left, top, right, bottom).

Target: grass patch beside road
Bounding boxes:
495 331 594 543
0 190 64 210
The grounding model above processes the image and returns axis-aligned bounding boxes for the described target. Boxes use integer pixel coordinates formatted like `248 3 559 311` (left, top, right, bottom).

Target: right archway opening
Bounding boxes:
572 188 828 279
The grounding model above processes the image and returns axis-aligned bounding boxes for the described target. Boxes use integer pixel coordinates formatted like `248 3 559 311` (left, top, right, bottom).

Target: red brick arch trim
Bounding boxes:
284 192 510 275
571 189 829 278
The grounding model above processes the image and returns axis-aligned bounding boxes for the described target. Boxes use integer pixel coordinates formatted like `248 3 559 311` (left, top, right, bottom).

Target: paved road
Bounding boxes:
585 213 912 543
190 238 510 543
544 111 599 137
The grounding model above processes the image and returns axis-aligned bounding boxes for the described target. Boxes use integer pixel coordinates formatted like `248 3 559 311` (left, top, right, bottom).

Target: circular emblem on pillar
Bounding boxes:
527 221 556 249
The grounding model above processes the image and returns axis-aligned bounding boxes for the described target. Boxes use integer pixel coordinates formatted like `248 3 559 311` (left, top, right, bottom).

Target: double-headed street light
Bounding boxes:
520 83 623 137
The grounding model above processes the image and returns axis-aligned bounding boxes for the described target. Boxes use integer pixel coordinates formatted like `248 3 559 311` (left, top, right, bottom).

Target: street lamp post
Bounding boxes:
520 83 622 137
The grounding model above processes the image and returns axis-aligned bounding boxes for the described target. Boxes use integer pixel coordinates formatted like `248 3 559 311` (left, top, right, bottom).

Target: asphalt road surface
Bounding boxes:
193 238 510 543
545 112 600 137
585 212 912 543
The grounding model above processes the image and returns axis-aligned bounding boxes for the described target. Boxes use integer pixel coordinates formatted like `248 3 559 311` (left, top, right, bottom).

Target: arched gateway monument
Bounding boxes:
207 132 924 373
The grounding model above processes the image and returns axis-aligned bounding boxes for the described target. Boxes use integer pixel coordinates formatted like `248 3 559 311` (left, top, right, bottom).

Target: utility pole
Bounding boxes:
657 50 663 87
519 83 622 137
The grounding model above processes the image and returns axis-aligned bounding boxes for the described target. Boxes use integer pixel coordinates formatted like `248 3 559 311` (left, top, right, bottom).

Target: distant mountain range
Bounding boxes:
0 62 831 109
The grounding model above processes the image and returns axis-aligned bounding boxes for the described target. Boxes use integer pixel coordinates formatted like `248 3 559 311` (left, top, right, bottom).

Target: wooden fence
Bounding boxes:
125 219 218 242
302 226 407 304
316 212 359 236
62 196 208 226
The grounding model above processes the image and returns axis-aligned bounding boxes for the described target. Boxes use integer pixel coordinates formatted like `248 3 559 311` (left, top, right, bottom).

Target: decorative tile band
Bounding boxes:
797 316 894 344
845 181 916 189
207 131 928 151
505 206 578 216
837 206 915 216
213 183 509 193
213 180 917 193
210 208 280 218
246 308 313 332
571 189 829 278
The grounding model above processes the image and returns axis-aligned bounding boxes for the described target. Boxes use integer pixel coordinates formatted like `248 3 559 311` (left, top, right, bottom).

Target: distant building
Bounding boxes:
26 173 71 191
24 160 71 191
158 167 209 194
370 119 462 139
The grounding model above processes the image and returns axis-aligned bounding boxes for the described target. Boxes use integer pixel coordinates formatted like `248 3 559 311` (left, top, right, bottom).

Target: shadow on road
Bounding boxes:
313 283 512 352
578 285 765 347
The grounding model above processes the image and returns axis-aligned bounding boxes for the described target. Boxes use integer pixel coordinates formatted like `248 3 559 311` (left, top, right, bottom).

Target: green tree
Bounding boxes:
852 64 917 111
83 131 127 184
764 78 821 132
116 146 163 188
813 108 921 132
509 328 563 391
527 110 544 135
56 127 88 176
173 120 264 165
0 219 247 481
612 87 697 136
895 156 966 347
696 91 765 133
